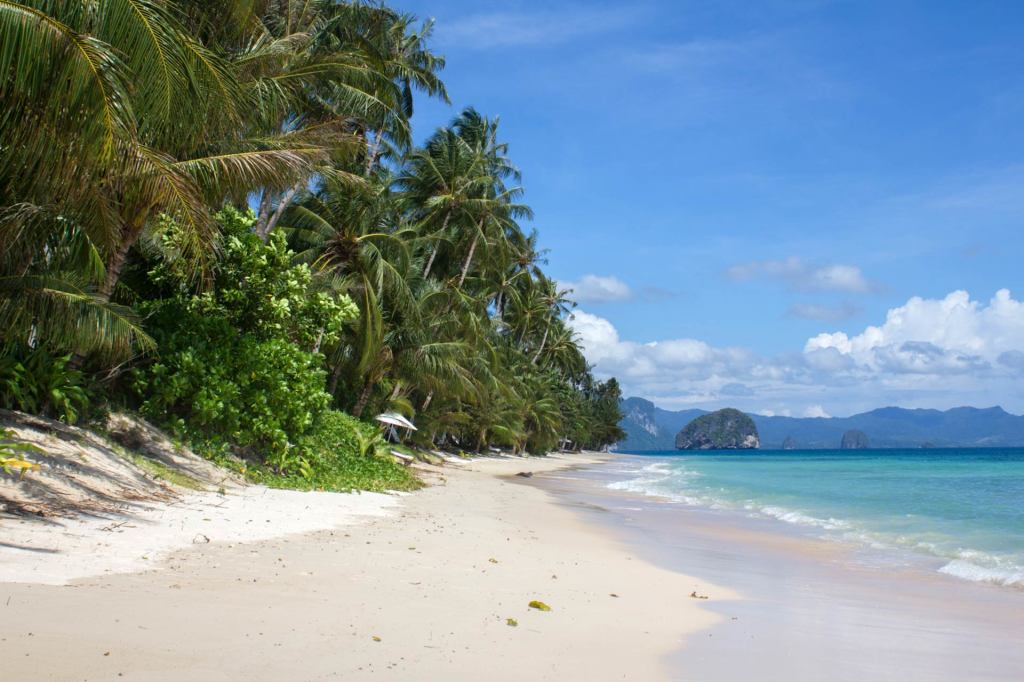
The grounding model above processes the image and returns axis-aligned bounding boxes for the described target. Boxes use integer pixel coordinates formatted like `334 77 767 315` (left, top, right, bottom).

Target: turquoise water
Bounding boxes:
608 449 1024 587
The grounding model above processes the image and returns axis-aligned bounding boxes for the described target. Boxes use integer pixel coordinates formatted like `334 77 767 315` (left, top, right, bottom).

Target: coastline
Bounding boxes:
1 453 730 681
533 454 1024 681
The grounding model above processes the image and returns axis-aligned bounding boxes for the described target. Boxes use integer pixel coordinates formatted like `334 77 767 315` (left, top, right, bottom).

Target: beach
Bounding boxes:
5 451 1023 681
0 453 729 681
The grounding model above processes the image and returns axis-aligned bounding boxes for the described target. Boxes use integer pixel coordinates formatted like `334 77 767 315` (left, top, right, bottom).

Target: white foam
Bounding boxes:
938 559 1024 587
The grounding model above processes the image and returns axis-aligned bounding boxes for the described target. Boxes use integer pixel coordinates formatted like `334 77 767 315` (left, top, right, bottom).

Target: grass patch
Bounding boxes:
123 450 206 491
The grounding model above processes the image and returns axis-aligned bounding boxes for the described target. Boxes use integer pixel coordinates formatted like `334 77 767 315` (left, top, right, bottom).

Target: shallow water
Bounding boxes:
607 448 1024 588
532 454 1024 681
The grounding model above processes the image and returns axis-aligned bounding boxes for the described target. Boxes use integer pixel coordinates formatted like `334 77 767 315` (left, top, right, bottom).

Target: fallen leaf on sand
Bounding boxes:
506 618 518 627
528 600 551 612
488 558 498 564
372 636 382 642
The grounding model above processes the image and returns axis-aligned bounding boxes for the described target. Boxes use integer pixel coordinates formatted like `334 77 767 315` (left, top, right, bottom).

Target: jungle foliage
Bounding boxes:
0 1 624 489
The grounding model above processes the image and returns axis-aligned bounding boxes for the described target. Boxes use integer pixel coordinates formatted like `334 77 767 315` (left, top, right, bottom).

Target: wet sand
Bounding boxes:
530 456 1024 681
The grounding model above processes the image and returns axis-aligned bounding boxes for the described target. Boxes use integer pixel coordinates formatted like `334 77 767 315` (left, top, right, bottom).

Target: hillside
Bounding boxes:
615 400 1024 450
618 398 707 450
675 409 759 450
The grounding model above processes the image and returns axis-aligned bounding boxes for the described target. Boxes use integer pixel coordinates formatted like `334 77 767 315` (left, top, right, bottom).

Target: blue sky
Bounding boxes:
400 0 1024 416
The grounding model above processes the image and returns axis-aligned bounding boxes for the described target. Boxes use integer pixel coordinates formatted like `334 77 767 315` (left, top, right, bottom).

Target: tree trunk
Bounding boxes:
70 221 139 367
365 131 383 175
387 382 402 403
255 182 302 240
327 358 344 396
457 230 480 288
99 237 135 302
421 390 434 411
255 191 272 237
421 210 452 279
531 325 550 364
422 244 438 279
352 381 374 417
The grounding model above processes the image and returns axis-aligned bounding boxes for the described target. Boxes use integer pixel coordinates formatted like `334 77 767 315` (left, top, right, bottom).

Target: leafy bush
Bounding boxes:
133 325 332 467
132 208 358 468
0 345 89 423
224 410 420 492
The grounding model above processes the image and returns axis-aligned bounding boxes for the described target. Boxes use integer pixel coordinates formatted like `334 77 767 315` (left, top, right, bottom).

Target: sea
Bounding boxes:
603 447 1024 589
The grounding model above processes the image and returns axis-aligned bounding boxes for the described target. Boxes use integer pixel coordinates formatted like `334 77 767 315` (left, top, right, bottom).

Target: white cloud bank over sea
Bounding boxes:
569 289 1024 416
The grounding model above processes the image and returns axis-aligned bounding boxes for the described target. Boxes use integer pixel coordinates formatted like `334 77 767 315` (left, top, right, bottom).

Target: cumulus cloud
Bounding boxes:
569 289 1024 416
805 290 1024 374
727 257 877 293
560 275 632 303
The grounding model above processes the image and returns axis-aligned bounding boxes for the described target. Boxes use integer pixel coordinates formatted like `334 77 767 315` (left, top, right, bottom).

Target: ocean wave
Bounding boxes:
757 505 850 531
938 559 1024 587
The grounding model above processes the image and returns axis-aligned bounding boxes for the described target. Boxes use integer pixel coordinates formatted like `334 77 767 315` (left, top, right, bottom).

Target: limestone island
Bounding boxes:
675 408 760 450
840 429 870 449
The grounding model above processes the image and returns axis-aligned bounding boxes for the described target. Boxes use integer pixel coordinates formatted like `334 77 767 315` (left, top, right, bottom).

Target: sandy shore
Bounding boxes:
542 455 1024 681
1 453 729 681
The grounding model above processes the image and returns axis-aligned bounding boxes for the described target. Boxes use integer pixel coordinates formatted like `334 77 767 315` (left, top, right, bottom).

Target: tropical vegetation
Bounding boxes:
0 0 623 489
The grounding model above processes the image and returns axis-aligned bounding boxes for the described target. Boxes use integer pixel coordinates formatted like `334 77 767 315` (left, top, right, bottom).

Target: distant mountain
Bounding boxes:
617 398 707 450
615 399 1024 450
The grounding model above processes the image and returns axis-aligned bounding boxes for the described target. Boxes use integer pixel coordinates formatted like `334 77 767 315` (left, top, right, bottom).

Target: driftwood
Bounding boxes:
390 450 414 466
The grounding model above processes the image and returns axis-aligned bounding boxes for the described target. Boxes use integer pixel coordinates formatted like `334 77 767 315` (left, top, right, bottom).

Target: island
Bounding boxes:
840 429 870 449
675 408 760 450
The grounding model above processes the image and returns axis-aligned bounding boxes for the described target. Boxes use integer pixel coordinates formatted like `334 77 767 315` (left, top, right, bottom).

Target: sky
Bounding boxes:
398 0 1024 417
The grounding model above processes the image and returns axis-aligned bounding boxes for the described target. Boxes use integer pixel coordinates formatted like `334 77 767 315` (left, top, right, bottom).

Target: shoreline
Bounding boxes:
535 453 1024 681
1 453 729 681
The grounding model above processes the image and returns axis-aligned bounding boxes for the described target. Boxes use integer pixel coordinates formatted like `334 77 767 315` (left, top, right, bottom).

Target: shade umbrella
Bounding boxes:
374 412 417 442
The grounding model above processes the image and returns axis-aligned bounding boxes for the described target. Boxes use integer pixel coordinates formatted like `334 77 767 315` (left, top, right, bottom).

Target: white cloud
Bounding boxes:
727 257 877 293
560 275 632 303
570 290 1024 416
438 8 637 49
803 405 831 418
805 290 1024 373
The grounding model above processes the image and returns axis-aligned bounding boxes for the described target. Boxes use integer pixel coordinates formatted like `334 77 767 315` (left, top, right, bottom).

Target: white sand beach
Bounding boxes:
0 454 730 681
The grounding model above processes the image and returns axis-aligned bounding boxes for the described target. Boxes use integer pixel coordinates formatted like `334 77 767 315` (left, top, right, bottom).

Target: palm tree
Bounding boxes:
225 1 449 237
1 1 329 301
281 172 414 388
395 125 490 280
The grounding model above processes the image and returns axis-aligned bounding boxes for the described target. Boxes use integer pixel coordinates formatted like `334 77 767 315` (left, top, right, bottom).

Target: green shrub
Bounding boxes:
132 207 358 469
132 320 332 468
0 345 89 423
233 410 420 492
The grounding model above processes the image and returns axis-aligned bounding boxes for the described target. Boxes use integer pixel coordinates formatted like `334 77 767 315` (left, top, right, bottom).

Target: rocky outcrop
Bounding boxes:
840 429 870 449
782 436 798 450
675 408 759 450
